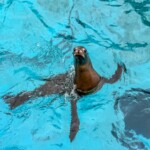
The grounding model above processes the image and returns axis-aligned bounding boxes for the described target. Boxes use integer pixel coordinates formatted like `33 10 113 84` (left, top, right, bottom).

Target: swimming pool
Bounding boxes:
0 0 150 149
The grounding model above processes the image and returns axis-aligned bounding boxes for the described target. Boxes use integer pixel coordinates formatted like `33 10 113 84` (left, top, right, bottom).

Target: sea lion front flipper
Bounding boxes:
69 99 80 142
4 91 32 109
3 73 68 109
105 63 126 84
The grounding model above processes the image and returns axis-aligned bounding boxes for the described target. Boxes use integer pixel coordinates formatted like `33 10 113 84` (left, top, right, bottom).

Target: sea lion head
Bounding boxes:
73 46 90 65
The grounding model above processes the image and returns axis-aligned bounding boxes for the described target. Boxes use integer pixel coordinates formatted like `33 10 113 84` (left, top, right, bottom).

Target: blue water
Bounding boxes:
0 0 150 149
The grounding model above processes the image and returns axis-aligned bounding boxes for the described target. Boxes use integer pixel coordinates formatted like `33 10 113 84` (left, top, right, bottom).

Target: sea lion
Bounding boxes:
74 46 101 94
73 46 123 94
3 46 124 142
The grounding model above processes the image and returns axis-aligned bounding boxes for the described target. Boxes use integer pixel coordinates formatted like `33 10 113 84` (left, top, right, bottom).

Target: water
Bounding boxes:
0 0 150 149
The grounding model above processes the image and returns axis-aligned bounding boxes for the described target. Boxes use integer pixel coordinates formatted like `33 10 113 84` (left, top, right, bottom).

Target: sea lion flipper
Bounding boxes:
4 91 31 109
105 63 125 84
69 99 80 142
3 73 69 109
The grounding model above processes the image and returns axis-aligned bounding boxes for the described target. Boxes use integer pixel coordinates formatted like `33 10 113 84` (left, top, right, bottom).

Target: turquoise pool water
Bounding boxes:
0 0 150 149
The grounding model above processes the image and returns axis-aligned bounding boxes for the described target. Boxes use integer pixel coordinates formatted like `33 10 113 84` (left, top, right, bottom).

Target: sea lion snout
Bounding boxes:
73 46 87 57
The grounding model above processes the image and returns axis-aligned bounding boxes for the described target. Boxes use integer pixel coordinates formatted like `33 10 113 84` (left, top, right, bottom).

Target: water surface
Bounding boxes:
0 0 150 149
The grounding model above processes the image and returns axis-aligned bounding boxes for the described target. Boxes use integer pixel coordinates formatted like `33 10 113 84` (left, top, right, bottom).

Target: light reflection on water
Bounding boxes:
0 0 150 149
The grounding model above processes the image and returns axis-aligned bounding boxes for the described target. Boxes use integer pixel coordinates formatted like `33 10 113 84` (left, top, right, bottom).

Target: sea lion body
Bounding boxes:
73 46 101 94
74 62 101 93
73 46 123 95
3 46 124 142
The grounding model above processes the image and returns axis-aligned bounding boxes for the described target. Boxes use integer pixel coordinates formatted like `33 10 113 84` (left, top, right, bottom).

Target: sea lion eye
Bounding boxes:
82 48 86 53
74 48 77 52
